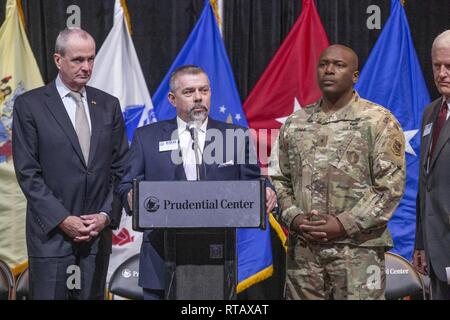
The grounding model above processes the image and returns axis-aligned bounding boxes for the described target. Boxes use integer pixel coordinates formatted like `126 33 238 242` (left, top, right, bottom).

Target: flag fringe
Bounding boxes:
236 264 273 294
11 260 28 277
269 213 287 252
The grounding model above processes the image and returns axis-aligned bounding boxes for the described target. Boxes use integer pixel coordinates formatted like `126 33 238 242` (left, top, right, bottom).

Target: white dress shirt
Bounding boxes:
177 117 208 181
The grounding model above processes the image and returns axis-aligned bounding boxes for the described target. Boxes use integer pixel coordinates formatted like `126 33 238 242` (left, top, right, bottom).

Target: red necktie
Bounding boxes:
430 101 448 158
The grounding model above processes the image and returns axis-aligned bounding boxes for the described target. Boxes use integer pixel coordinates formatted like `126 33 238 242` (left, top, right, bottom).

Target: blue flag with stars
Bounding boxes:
151 0 273 292
355 0 430 261
152 2 246 127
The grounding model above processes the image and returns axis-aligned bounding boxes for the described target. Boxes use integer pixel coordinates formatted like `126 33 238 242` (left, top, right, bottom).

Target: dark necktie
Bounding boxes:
430 101 448 159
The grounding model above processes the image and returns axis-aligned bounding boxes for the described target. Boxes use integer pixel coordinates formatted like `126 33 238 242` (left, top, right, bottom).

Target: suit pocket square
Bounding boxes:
218 160 234 168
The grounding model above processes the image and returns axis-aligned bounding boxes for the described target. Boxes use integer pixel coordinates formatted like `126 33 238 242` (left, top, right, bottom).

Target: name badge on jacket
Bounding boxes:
159 139 178 152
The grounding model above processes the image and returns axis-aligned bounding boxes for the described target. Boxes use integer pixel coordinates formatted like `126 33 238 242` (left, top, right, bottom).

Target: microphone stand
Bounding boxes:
188 122 201 181
193 131 201 181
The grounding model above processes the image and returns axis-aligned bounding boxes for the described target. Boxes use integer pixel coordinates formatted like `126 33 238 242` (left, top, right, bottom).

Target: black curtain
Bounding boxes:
1 0 448 99
124 0 205 92
224 0 450 101
223 0 302 99
1 0 205 93
21 0 114 84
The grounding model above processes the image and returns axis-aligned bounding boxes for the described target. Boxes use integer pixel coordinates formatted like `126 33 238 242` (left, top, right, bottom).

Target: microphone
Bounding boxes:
187 121 196 150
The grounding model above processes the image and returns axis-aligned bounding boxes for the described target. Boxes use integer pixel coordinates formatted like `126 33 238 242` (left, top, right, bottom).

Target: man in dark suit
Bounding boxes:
12 28 128 299
414 30 450 299
117 65 276 300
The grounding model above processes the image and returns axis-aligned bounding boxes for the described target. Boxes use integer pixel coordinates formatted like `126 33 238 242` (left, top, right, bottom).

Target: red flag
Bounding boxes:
243 0 329 167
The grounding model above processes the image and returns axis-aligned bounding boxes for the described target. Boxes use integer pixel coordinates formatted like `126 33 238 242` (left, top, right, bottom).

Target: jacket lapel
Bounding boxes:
162 119 187 181
203 117 222 178
86 87 101 168
43 82 86 167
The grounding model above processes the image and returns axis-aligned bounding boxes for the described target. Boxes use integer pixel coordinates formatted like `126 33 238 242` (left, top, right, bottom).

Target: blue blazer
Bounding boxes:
117 117 263 290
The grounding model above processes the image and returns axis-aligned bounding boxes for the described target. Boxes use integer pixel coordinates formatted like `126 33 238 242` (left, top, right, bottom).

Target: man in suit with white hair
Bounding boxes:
414 29 450 300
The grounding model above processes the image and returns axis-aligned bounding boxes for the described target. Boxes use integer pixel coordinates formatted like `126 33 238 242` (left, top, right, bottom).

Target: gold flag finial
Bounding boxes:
120 0 132 35
401 0 406 6
16 0 26 29
210 0 222 27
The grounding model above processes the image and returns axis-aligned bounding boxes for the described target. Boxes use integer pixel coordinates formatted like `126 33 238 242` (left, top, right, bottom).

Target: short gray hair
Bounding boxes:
169 65 209 92
432 30 450 53
55 27 94 56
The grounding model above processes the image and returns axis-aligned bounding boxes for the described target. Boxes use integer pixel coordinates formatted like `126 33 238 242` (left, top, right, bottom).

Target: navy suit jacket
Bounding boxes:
12 81 128 258
117 117 263 290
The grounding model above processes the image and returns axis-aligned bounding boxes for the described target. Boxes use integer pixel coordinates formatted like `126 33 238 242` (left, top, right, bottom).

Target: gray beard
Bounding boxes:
188 108 208 124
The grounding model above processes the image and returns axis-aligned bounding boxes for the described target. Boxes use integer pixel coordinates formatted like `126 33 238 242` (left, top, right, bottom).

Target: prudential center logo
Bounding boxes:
144 196 160 213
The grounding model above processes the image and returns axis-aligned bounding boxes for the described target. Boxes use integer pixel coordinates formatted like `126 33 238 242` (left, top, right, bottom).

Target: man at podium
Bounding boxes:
117 65 276 300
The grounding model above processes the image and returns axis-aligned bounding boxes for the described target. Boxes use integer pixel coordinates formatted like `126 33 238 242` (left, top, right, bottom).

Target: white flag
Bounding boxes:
89 0 156 132
88 0 156 284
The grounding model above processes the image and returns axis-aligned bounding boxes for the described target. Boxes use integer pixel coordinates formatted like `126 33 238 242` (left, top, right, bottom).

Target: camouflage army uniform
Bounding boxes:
270 91 405 300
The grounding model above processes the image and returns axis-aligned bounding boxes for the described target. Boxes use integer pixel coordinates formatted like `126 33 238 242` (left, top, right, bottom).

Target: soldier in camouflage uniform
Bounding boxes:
269 45 406 300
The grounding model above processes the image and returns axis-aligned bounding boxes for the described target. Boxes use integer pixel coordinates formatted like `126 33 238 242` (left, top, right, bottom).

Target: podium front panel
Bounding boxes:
135 180 264 229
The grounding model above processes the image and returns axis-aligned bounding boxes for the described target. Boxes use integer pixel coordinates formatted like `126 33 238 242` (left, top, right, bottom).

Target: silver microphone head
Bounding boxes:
187 121 197 143
187 121 196 131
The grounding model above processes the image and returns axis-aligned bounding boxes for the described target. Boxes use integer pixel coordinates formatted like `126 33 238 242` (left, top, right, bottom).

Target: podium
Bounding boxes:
132 179 265 300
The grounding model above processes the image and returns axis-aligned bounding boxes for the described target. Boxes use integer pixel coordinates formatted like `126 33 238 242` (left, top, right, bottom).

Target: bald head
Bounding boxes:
320 45 359 72
317 45 360 103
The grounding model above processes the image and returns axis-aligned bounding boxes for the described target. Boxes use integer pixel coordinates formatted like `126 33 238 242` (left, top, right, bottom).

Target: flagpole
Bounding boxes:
218 0 223 34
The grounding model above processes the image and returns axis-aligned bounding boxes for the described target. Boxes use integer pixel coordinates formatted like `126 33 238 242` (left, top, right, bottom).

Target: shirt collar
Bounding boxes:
55 74 86 99
443 96 450 109
308 90 360 123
